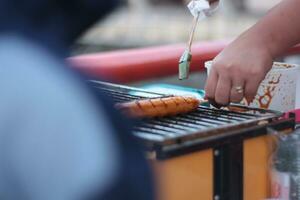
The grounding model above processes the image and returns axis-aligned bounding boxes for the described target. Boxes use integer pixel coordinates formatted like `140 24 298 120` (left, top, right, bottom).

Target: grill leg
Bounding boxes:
213 141 243 200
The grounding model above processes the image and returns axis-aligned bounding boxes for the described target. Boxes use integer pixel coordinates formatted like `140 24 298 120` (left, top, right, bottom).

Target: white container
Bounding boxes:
205 61 300 112
270 170 290 200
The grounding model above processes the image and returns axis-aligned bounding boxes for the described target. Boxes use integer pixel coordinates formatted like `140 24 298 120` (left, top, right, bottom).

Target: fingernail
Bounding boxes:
245 97 254 104
208 98 224 109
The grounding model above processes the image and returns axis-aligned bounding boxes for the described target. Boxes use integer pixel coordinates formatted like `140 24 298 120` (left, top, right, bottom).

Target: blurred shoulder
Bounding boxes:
0 34 120 199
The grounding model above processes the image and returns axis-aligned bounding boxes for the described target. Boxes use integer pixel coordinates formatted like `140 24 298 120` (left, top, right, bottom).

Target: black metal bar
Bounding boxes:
154 118 295 159
182 115 228 126
197 106 259 118
138 122 187 135
213 141 243 200
190 112 242 122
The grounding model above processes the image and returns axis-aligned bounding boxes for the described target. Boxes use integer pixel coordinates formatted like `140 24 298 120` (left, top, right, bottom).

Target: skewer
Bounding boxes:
179 8 200 80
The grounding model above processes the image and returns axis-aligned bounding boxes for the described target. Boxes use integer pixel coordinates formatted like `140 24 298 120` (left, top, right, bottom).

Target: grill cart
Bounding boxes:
91 81 294 200
70 41 300 200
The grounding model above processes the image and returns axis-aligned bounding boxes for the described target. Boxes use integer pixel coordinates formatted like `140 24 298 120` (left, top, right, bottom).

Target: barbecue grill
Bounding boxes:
90 80 295 200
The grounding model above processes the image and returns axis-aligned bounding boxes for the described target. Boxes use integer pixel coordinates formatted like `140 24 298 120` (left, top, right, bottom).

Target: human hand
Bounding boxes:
205 39 273 106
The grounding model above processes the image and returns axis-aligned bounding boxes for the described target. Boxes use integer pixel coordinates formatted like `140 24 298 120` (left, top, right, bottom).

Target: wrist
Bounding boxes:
231 31 274 72
237 28 275 64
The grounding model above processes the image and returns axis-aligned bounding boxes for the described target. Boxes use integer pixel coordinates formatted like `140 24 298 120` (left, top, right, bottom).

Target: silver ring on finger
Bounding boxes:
234 86 244 94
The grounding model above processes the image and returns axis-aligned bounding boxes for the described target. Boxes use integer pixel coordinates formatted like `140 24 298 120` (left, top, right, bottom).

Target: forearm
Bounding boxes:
234 0 300 59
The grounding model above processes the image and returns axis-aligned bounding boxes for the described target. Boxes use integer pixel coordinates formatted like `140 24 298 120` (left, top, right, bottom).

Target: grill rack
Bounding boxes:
90 81 293 158
90 81 295 200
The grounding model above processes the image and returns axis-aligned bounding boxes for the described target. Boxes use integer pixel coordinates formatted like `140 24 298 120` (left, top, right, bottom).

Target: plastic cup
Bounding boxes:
205 61 300 112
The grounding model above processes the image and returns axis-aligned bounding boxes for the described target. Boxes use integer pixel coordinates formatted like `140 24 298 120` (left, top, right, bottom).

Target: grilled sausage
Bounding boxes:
115 96 200 118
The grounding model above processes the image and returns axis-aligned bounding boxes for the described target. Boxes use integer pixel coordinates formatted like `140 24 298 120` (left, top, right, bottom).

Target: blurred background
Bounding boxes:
73 0 281 53
72 0 286 88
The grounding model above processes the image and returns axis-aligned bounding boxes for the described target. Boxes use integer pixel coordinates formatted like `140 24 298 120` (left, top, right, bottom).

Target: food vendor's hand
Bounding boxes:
205 40 273 106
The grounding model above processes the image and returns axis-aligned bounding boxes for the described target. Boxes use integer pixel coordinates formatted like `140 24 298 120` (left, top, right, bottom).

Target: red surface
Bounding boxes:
69 40 300 83
69 40 229 83
285 109 300 123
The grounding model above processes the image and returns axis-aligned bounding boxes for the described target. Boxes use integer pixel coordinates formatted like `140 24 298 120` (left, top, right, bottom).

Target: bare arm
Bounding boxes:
241 0 300 58
205 0 300 105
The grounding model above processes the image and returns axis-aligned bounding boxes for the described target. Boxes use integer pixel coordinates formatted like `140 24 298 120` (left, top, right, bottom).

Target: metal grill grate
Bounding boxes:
90 81 283 150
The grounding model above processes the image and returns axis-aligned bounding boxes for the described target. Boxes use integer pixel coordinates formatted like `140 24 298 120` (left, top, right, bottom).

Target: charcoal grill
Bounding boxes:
90 80 296 200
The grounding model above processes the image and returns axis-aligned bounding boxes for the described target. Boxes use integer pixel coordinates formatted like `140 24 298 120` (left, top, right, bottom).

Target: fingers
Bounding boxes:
205 64 265 106
244 77 262 103
205 69 256 106
205 67 232 106
215 75 231 105
230 79 245 103
204 68 218 99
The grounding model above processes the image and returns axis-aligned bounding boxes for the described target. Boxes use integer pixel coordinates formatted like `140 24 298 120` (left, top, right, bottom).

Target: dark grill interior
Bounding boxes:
91 81 283 149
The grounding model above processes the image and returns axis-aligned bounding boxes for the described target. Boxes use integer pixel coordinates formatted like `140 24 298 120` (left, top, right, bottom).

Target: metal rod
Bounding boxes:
187 13 200 52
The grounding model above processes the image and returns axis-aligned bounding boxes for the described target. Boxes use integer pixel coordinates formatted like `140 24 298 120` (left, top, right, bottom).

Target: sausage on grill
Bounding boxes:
115 96 200 118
